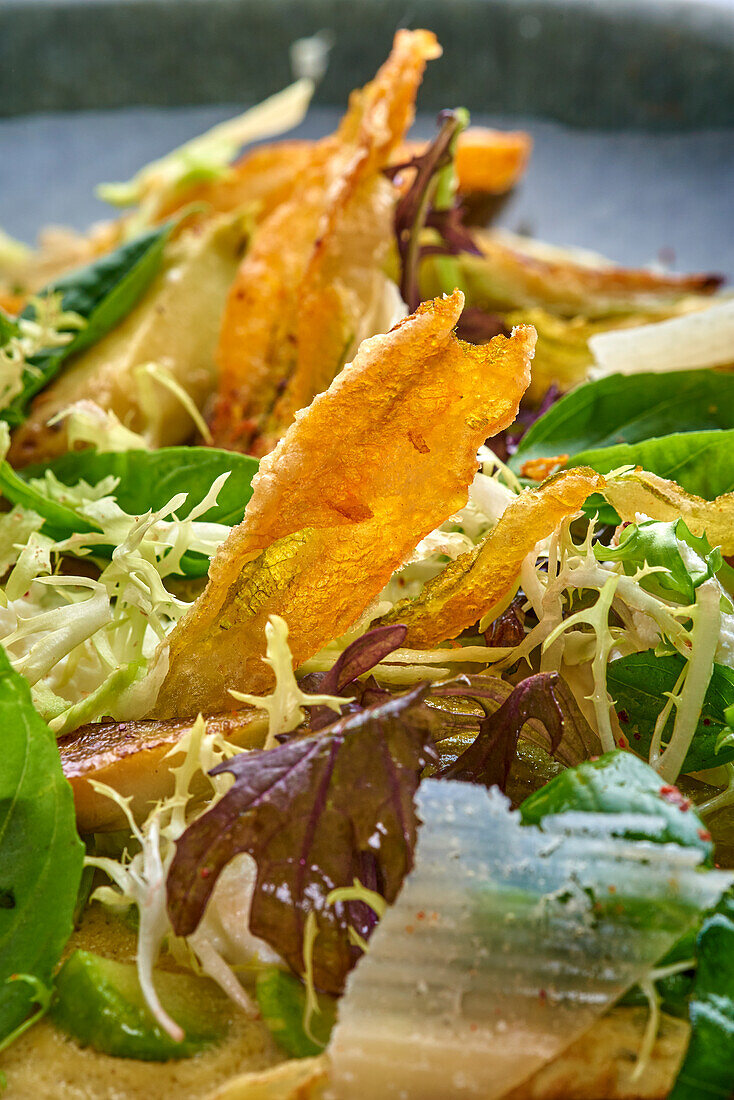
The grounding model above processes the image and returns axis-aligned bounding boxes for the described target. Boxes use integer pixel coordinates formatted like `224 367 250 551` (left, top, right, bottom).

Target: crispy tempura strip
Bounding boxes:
156 140 319 225
604 469 734 555
377 468 602 647
150 292 534 718
439 229 722 320
210 29 441 455
59 710 267 832
161 126 531 231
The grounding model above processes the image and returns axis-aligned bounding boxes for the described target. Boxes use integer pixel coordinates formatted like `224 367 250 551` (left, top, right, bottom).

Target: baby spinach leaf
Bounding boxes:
0 646 84 1044
670 886 734 1099
24 446 259 527
569 430 734 501
519 750 713 861
2 224 172 428
607 653 734 774
511 370 734 472
167 686 435 994
595 518 727 604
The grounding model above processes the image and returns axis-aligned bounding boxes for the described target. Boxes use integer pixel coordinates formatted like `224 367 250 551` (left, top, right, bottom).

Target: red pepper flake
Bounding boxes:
200 868 212 879
416 910 426 921
617 709 630 724
617 735 628 749
698 828 712 842
702 717 711 727
538 989 547 1004
469 1023 478 1032
633 732 641 741
659 784 691 811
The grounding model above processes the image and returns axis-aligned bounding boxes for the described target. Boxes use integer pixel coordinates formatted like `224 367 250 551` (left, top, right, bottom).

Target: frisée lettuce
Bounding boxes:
0 438 258 734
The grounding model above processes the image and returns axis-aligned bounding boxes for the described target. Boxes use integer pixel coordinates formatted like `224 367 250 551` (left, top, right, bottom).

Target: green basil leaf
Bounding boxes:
607 652 734 774
0 646 84 1043
25 446 259 527
670 886 734 1099
569 430 734 501
519 750 713 859
595 518 725 604
511 370 734 472
0 309 17 346
10 447 259 578
2 224 172 428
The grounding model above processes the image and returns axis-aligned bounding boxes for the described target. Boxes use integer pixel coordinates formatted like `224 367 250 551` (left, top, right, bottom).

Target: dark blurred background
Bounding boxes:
2 0 733 277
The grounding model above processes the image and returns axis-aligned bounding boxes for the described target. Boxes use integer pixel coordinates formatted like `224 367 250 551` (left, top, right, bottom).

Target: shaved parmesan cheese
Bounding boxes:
589 297 734 377
329 780 731 1100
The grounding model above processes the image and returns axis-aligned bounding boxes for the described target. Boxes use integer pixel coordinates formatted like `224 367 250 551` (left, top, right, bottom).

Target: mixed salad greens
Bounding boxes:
1 26 734 1100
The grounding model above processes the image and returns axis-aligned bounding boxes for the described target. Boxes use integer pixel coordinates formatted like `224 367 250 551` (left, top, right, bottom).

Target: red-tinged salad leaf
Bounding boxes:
454 307 507 344
670 886 734 1100
386 109 479 310
437 672 567 788
430 671 600 771
307 624 407 731
483 600 526 648
167 686 436 994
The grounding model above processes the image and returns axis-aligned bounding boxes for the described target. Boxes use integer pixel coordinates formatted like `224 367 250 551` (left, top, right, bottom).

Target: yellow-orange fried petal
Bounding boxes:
151 291 534 718
210 29 441 455
378 467 603 647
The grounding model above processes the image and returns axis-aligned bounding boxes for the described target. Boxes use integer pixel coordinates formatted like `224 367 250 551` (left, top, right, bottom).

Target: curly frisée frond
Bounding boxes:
0 467 233 733
86 715 253 1038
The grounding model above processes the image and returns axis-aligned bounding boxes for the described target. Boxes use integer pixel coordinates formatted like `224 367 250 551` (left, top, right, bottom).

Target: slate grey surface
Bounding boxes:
2 0 734 128
2 105 733 280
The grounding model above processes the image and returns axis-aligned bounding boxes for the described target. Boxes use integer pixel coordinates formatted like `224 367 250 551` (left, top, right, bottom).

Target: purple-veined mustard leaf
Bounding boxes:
386 109 479 310
433 672 599 787
167 685 435 994
308 624 407 731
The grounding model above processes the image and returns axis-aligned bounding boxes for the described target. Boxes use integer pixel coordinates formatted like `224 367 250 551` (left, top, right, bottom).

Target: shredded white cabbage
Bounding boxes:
87 715 257 1037
50 399 150 453
0 292 86 412
0 469 232 733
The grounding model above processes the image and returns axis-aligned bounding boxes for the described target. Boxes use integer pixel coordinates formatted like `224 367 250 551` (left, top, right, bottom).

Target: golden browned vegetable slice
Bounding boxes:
377 468 602 647
203 1056 328 1100
150 291 535 718
503 1008 687 1100
453 127 533 195
604 469 734 555
433 229 721 320
59 710 266 832
209 28 441 456
162 123 531 234
9 213 247 467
